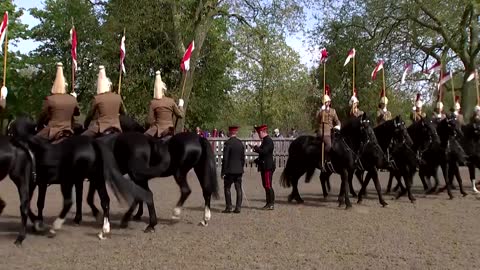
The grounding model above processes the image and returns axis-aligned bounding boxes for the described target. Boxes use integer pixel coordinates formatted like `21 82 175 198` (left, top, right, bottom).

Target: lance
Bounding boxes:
2 20 7 87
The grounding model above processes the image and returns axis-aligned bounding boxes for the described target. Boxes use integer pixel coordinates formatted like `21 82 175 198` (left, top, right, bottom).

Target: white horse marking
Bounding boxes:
53 218 65 230
171 207 182 220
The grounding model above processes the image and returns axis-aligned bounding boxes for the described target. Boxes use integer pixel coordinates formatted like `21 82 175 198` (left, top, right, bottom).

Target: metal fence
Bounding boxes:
207 137 295 169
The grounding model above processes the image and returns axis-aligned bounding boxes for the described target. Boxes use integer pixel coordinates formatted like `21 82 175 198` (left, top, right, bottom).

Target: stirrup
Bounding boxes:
321 161 335 174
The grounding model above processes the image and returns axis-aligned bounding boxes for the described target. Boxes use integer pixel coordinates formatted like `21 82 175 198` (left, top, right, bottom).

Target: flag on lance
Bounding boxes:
70 26 77 71
371 60 384 80
119 33 126 74
424 61 441 79
319 48 328 63
437 71 452 89
0 12 8 53
181 40 195 72
343 48 355 66
401 64 413 84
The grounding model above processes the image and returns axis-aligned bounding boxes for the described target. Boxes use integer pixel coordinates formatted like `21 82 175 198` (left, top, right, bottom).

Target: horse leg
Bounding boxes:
95 178 110 240
357 171 372 204
34 182 48 232
341 169 352 209
0 196 4 215
355 170 365 196
73 181 83 225
11 172 30 246
326 177 331 192
142 183 157 232
120 200 138 229
385 171 394 194
348 170 357 197
395 172 407 199
468 162 480 193
86 181 100 222
171 172 192 220
133 201 144 221
452 163 467 196
371 170 387 207
419 168 429 191
404 170 416 203
320 172 329 198
288 177 304 204
440 163 453 199
49 182 74 237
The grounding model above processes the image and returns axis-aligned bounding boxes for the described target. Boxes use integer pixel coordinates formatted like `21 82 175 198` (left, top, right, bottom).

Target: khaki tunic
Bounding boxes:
376 109 392 126
83 92 124 135
316 108 340 136
36 94 80 141
0 98 5 110
410 111 426 122
144 97 184 137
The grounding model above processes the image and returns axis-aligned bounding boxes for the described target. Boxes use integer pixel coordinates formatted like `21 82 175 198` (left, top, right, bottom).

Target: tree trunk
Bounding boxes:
461 73 476 122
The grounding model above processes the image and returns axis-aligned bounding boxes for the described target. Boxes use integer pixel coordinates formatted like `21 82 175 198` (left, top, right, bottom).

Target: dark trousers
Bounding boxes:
224 174 243 209
260 169 275 205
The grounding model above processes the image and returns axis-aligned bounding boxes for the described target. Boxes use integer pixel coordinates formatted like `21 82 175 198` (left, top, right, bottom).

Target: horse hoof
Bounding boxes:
119 221 129 229
132 215 142 222
33 220 48 233
97 232 107 240
171 215 181 220
14 236 24 247
144 226 155 233
381 201 388 207
345 204 352 210
357 199 362 204
462 192 468 197
198 220 208 227
351 193 358 198
287 195 293 203
73 218 82 225
295 198 304 204
47 229 56 238
448 195 454 200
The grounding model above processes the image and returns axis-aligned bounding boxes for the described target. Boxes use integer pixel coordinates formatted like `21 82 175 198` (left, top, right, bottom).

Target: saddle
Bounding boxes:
151 127 174 142
51 130 74 144
97 127 122 138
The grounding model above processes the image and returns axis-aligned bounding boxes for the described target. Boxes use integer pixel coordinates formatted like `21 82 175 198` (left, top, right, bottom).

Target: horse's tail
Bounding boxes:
198 137 219 199
279 170 290 188
92 139 153 205
11 139 36 182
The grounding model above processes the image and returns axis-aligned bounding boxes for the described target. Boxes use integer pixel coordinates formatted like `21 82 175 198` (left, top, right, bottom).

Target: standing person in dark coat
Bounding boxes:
221 126 245 213
251 124 275 210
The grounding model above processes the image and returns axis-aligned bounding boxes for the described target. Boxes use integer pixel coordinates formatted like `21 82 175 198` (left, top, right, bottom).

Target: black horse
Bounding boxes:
0 134 36 245
458 120 480 193
358 116 417 203
8 116 153 240
83 115 219 232
280 114 376 208
408 116 467 199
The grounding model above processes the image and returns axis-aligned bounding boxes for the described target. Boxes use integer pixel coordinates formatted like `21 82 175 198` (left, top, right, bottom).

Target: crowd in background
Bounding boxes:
185 126 299 139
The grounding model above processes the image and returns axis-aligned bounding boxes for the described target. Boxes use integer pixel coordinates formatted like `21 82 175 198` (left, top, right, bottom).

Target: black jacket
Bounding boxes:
221 136 245 176
253 135 275 171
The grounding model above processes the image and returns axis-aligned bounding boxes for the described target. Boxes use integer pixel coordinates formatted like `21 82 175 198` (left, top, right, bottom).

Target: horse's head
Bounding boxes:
415 117 440 149
437 114 462 140
392 115 413 146
8 115 36 139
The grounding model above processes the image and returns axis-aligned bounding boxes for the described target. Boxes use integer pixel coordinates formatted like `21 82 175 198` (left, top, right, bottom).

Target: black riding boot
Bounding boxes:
262 190 270 209
234 182 242 213
268 189 275 210
222 187 232 213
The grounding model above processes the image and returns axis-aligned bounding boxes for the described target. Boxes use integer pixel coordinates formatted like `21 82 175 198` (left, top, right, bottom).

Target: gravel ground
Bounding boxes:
1 168 480 270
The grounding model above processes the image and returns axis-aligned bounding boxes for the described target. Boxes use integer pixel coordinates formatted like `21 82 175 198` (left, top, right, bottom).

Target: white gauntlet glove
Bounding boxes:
1 86 8 99
178 98 184 107
383 108 387 113
70 92 77 98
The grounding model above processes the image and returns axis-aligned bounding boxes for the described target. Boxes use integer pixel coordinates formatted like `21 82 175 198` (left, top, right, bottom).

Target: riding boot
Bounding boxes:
222 187 233 213
268 189 275 210
473 180 480 193
262 190 270 209
234 182 242 213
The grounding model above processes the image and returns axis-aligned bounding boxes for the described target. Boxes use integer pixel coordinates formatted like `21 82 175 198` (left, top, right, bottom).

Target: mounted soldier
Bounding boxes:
349 88 364 117
376 88 392 126
145 71 184 138
410 93 426 122
432 99 446 124
82 66 124 137
36 63 80 142
316 85 340 171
